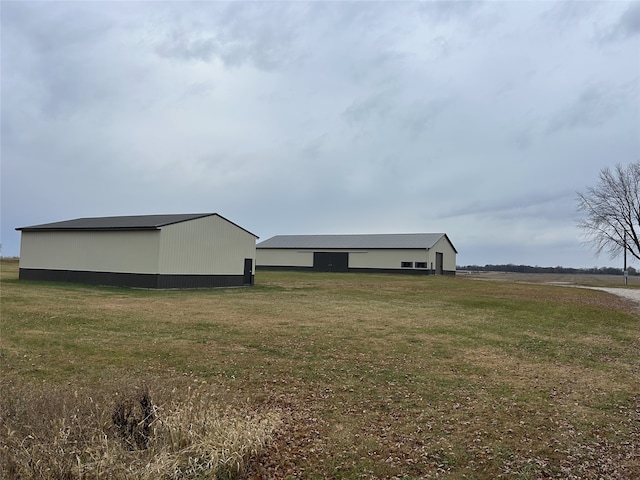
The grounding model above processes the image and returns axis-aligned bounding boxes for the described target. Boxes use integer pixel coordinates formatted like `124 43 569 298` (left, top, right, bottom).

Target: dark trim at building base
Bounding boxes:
18 268 251 289
256 266 456 275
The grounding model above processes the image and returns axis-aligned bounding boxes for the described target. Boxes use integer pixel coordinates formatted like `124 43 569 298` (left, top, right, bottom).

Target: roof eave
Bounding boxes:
16 226 161 232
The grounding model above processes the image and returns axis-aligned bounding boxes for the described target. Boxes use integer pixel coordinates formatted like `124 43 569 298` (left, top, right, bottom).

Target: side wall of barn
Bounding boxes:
19 230 161 273
158 216 256 275
427 236 457 273
257 247 456 274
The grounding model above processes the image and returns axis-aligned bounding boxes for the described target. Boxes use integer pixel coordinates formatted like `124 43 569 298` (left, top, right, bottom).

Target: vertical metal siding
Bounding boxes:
19 230 161 273
431 237 457 272
256 249 314 267
348 249 428 269
158 215 256 275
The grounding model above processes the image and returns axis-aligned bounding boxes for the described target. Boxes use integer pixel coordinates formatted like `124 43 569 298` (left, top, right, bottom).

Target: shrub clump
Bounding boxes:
111 387 155 450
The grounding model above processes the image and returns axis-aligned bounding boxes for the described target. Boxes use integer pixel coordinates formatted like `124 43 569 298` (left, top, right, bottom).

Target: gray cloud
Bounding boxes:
547 83 628 133
343 89 397 125
541 1 601 28
401 99 452 140
154 2 305 70
600 2 640 42
2 2 125 119
418 1 485 23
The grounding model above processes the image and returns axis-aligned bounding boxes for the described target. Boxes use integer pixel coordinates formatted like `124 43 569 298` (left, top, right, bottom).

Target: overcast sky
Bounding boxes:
2 1 639 267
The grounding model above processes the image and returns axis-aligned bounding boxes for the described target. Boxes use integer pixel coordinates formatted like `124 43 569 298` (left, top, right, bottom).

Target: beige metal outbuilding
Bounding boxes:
16 213 258 288
257 233 457 275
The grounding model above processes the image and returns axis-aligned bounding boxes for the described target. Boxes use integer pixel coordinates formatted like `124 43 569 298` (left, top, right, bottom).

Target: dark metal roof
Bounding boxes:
16 213 258 237
257 233 457 252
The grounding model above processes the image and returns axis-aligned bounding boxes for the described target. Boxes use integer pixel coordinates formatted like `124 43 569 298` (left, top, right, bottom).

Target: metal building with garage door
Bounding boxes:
256 233 457 275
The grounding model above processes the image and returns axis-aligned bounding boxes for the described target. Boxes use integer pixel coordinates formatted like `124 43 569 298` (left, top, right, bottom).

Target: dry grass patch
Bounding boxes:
0 379 282 479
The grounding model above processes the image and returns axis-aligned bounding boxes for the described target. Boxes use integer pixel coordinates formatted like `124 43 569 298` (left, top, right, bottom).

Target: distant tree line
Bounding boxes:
457 264 637 276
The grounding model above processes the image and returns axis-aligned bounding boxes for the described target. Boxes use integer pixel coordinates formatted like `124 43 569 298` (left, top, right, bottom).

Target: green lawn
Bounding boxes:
1 260 638 479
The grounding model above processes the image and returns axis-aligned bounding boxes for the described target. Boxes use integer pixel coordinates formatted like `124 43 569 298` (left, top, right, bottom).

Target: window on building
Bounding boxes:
415 262 427 268
401 261 413 268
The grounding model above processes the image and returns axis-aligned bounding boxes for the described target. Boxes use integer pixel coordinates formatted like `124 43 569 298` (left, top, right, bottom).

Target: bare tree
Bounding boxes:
577 162 640 263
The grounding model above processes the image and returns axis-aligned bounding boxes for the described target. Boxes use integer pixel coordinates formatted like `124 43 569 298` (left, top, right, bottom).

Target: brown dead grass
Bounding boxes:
0 378 282 479
459 270 640 287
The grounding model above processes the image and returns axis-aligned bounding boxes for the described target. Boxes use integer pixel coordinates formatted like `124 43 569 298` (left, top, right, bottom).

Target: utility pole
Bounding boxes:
624 232 628 285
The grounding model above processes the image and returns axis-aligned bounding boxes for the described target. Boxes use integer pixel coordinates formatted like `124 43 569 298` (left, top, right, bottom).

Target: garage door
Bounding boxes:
313 252 349 272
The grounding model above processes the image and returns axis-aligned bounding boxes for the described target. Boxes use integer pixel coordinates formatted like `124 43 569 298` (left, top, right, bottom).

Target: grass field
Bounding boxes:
457 270 640 286
1 259 638 479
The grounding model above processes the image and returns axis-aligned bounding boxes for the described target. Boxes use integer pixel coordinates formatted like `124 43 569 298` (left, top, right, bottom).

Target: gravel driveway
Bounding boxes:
581 286 640 307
